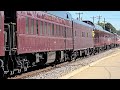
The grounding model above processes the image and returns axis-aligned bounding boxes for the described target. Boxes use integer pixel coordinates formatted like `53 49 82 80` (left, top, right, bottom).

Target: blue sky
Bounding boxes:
68 11 120 30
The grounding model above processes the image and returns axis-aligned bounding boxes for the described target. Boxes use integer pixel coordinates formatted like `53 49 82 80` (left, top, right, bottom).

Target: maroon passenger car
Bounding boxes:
0 11 4 57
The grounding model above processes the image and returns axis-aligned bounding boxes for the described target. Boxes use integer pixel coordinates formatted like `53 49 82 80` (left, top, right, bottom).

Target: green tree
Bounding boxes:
97 23 105 29
117 30 120 35
97 22 117 33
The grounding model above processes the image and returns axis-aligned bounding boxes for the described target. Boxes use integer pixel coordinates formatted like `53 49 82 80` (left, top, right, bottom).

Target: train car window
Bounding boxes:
52 24 54 36
40 21 43 36
69 28 71 37
66 28 67 37
59 25 61 37
56 25 58 36
67 14 69 19
50 23 51 36
64 27 66 38
61 26 64 37
75 30 76 36
67 28 69 38
59 26 62 37
69 28 71 38
26 17 29 34
47 23 50 35
71 28 72 37
60 26 62 37
44 22 47 35
0 14 1 30
31 19 34 34
70 28 72 37
87 33 88 37
36 20 38 35
57 25 59 37
62 27 65 37
68 28 69 38
82 32 84 37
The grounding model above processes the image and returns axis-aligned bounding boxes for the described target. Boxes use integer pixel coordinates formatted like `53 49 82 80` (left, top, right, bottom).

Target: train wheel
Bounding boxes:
0 67 4 79
10 70 14 76
24 67 27 72
18 69 21 74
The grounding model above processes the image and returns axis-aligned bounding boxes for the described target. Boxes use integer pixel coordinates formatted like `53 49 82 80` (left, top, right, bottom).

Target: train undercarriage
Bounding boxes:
0 42 119 79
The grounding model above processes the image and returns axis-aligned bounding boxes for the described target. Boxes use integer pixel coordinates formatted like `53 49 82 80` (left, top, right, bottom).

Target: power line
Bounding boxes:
76 12 83 21
96 15 102 24
106 18 120 19
90 16 96 24
103 18 106 29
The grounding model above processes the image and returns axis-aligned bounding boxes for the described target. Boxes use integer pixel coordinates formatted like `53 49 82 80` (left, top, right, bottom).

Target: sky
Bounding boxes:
68 11 120 30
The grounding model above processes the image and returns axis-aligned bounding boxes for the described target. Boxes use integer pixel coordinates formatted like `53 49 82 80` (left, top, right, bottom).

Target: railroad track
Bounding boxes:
9 56 88 79
8 61 70 79
8 47 119 79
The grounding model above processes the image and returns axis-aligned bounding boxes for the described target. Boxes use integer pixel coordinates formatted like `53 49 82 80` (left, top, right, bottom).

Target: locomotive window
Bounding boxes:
36 20 38 35
40 21 43 35
31 19 34 34
52 24 54 36
26 17 29 34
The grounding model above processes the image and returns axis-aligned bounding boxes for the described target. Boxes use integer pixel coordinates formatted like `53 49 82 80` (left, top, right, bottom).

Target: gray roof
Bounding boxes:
46 11 72 21
72 19 93 28
94 24 113 34
46 11 113 35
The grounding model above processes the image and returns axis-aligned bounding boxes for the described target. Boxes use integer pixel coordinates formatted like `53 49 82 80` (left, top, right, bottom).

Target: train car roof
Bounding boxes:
46 11 72 21
72 19 93 28
95 24 113 34
82 20 113 34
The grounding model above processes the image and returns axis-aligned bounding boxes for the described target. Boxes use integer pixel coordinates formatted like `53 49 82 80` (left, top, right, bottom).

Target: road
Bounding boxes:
61 48 120 79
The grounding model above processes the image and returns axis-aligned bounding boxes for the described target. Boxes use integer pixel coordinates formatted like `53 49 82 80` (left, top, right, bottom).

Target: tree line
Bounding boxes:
97 22 120 35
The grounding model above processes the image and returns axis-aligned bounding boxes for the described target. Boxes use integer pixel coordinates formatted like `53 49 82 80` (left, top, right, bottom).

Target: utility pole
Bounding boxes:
76 12 83 21
103 18 106 29
97 15 102 24
90 16 96 24
81 17 83 21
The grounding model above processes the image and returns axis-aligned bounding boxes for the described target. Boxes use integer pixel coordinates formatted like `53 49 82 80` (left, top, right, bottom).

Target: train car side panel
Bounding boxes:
0 11 5 56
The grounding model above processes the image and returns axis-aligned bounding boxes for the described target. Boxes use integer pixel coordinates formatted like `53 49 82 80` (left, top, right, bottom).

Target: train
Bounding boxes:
0 11 120 78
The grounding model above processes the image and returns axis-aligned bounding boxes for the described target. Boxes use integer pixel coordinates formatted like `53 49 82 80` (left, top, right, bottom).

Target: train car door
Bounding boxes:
4 10 17 55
